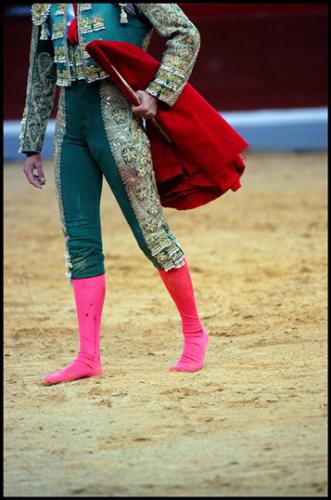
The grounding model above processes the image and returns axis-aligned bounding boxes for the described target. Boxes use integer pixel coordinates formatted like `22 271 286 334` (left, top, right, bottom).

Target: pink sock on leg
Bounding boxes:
44 273 106 385
157 256 209 372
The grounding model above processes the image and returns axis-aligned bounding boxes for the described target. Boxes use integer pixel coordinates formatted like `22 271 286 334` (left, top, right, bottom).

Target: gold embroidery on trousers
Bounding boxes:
53 88 73 282
99 79 185 271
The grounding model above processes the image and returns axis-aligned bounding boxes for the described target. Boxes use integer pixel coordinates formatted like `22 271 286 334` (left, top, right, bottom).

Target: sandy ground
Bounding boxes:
4 152 327 497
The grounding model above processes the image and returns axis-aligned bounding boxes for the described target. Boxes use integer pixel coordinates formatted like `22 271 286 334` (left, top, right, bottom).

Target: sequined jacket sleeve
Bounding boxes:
19 23 57 154
135 3 200 107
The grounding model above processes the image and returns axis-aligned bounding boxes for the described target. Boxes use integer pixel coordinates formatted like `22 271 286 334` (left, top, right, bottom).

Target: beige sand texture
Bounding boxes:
4 152 327 497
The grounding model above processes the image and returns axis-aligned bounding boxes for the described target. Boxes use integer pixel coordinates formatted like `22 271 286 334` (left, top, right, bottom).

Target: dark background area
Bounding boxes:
3 2 328 120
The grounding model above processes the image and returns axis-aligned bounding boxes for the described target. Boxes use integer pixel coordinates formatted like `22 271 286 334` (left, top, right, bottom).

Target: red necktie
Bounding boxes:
68 3 78 46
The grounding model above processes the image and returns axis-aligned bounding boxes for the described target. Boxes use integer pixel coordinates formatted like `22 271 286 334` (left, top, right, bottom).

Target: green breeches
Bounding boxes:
54 79 185 280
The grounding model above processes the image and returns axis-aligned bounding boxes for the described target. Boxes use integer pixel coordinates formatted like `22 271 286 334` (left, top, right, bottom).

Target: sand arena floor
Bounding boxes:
4 152 327 496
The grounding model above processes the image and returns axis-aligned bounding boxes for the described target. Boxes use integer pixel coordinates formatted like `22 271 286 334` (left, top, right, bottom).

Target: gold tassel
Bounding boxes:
120 5 128 24
40 22 49 40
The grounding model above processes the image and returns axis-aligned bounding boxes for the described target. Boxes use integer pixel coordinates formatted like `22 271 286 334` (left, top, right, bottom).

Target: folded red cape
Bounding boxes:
86 40 249 210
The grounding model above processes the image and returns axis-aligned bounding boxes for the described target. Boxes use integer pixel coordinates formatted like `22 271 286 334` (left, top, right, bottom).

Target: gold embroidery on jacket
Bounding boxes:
19 24 56 153
141 29 154 52
54 4 66 16
54 46 67 63
73 42 83 67
57 69 70 86
51 21 65 39
78 16 93 35
76 65 87 80
91 15 106 31
136 3 200 107
31 4 51 25
99 79 185 271
160 64 186 78
80 3 92 12
85 65 107 80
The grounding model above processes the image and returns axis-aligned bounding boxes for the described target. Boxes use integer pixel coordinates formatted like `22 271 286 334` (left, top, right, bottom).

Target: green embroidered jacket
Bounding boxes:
19 3 200 155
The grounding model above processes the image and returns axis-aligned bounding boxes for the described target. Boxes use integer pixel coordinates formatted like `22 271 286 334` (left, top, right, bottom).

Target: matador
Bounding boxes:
19 3 229 384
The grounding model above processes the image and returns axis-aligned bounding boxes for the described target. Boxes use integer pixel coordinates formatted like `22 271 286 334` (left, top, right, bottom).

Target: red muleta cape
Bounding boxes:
86 40 249 210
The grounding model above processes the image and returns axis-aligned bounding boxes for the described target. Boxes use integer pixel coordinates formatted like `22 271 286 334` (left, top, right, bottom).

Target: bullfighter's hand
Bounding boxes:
23 153 46 189
131 90 158 119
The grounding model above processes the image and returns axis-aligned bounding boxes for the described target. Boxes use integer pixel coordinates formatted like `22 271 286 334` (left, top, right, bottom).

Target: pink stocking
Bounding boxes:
44 273 106 385
157 256 209 372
